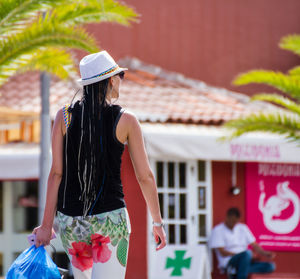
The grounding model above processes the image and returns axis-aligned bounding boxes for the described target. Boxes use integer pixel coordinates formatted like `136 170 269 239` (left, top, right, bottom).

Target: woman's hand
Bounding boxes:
153 226 167 251
32 226 55 247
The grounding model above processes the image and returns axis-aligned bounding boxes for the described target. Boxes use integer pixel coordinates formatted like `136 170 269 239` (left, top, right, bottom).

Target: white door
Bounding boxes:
148 159 212 277
189 160 212 245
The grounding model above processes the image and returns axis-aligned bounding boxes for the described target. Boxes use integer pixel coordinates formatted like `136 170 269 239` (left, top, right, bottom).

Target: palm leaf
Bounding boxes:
0 47 76 86
289 66 300 77
0 0 138 90
233 70 300 101
54 0 138 26
0 14 99 67
224 112 300 143
279 34 300 57
0 0 69 35
18 48 75 79
251 94 300 115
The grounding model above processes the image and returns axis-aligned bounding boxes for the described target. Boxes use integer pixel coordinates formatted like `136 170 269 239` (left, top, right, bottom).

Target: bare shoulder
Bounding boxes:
55 108 64 120
117 110 141 143
121 110 140 128
122 110 138 121
113 110 139 144
54 108 64 135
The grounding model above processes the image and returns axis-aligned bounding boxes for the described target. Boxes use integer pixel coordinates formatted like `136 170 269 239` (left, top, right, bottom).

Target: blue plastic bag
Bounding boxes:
6 245 61 279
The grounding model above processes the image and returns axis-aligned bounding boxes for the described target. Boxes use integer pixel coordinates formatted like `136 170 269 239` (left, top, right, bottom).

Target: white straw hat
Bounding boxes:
77 51 128 86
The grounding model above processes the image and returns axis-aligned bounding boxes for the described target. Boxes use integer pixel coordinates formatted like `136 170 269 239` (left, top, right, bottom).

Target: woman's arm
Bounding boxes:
124 111 166 250
33 109 64 246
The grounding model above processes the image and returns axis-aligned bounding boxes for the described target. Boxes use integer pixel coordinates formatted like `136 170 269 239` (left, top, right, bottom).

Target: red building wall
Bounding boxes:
212 161 300 276
86 0 300 95
121 147 148 279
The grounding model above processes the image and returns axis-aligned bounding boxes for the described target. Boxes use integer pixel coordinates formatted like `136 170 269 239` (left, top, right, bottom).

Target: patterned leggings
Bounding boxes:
57 207 131 279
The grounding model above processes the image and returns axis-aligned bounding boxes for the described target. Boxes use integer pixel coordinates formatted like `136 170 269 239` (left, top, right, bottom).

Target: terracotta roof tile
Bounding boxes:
0 57 278 125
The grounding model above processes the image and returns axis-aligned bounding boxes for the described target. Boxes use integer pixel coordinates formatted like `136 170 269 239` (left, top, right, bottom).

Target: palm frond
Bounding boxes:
289 66 300 77
233 70 300 101
0 0 69 35
18 48 76 79
54 0 138 26
0 14 99 67
0 0 138 89
224 112 300 143
279 34 300 57
0 47 76 86
251 93 300 115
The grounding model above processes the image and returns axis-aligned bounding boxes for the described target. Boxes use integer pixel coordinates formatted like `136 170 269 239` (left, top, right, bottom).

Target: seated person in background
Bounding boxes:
209 207 275 279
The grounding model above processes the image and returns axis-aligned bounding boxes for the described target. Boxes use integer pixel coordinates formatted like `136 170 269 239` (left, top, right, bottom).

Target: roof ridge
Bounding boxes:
118 56 252 103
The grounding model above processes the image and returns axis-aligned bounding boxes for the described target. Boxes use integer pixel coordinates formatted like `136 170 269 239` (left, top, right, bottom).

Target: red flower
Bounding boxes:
68 242 93 271
91 233 112 263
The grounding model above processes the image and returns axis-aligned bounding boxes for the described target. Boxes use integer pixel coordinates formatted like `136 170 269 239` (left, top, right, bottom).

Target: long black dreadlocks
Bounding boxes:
63 79 111 217
79 79 111 216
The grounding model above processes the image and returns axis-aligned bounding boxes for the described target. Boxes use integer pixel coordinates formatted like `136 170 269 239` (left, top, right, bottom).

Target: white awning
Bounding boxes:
0 143 40 179
142 123 300 163
1 124 300 180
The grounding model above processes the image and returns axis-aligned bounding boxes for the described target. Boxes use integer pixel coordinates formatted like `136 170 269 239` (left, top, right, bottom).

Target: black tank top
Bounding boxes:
57 101 126 216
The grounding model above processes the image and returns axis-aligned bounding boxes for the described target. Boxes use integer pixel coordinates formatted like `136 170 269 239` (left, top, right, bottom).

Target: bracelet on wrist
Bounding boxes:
152 221 164 227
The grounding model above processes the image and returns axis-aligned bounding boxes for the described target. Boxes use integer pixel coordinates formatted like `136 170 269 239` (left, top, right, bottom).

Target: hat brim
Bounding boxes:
77 67 128 86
